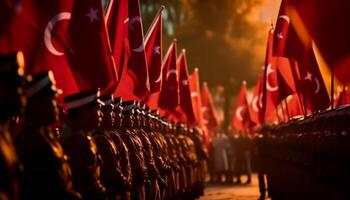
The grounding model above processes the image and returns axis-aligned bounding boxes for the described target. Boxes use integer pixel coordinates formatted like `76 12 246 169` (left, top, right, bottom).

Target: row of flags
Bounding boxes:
0 0 221 132
231 0 350 132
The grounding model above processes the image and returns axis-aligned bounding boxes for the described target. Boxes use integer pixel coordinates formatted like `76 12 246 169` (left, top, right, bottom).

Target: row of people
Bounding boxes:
0 52 208 200
256 107 350 200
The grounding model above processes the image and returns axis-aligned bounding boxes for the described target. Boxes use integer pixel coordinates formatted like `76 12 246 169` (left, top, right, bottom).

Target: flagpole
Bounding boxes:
284 99 290 120
331 69 335 110
275 106 281 123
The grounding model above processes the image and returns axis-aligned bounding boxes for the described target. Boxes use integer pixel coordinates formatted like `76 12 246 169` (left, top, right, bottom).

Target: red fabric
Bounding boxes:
287 94 304 118
286 0 350 84
231 83 253 131
178 50 196 123
189 68 204 126
107 0 128 77
0 0 79 98
111 0 150 100
201 82 220 131
158 41 179 111
68 0 117 95
249 70 264 125
261 28 276 123
144 7 163 93
276 57 296 100
273 0 330 113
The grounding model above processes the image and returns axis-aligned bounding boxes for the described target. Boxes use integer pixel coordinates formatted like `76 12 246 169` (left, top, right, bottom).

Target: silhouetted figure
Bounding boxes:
62 89 106 200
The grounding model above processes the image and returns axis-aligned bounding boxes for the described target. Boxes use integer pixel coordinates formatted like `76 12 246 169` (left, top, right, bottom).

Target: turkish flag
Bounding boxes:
201 82 220 131
276 57 296 101
178 50 196 123
110 0 150 100
274 0 330 113
158 41 178 111
144 6 163 93
68 0 117 95
106 0 128 77
261 28 276 123
297 49 330 113
286 0 350 84
249 69 264 125
189 68 204 126
232 82 254 131
0 0 80 98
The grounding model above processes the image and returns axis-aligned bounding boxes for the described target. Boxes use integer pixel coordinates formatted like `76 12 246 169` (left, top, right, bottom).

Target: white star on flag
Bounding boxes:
182 80 189 85
277 32 284 39
304 72 312 81
154 46 160 55
85 6 98 22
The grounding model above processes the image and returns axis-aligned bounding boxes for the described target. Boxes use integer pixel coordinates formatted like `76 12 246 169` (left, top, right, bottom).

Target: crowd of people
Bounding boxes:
208 129 253 185
0 53 208 200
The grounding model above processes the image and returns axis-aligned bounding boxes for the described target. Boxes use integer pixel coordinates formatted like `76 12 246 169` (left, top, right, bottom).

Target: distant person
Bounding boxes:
211 129 229 183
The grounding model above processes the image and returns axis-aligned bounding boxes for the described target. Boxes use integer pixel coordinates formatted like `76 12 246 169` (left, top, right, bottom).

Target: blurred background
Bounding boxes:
104 0 282 126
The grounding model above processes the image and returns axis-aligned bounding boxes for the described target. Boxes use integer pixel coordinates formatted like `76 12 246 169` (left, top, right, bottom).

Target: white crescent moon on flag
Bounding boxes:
314 77 320 94
129 16 141 31
266 64 278 92
259 93 263 108
236 106 244 121
166 69 177 79
279 15 290 24
252 96 259 112
132 43 144 53
44 12 71 56
154 73 162 83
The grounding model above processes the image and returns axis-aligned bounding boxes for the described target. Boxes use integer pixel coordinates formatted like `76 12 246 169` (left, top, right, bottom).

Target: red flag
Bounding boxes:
144 6 163 93
158 41 178 111
0 0 20 34
286 0 350 84
189 68 203 126
110 0 150 100
232 82 253 131
0 0 80 98
276 58 296 100
178 50 196 123
142 6 164 109
106 0 128 76
261 28 276 123
201 82 220 130
274 0 330 113
68 0 117 95
249 70 264 125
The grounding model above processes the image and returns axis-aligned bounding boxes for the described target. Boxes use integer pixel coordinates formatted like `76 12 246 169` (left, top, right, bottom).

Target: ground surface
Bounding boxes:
199 174 268 200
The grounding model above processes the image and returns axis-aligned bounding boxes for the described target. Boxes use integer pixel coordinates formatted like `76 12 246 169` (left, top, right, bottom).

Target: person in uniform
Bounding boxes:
107 96 132 200
134 103 162 200
93 95 128 200
61 89 106 200
0 52 25 200
16 71 81 200
119 101 147 200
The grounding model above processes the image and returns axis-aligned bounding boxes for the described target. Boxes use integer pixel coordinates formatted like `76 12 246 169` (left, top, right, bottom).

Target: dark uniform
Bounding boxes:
0 52 24 200
62 90 106 200
16 71 81 200
93 95 128 200
119 101 147 200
